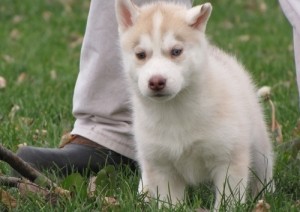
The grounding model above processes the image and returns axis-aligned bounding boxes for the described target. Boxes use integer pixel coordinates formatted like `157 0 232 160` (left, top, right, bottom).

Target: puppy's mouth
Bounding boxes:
152 93 168 97
148 92 174 101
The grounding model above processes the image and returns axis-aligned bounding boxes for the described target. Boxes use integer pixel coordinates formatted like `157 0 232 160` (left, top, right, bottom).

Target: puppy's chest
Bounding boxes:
151 140 214 184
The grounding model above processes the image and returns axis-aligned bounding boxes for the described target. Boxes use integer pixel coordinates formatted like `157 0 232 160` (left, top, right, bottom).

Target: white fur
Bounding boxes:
116 1 274 210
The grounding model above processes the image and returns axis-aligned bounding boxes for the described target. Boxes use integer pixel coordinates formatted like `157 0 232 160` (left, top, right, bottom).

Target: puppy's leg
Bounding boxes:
138 160 186 206
250 147 274 196
213 162 249 210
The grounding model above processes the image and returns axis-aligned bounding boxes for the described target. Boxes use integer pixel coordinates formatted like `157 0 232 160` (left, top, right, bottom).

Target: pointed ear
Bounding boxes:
185 3 212 32
115 0 140 33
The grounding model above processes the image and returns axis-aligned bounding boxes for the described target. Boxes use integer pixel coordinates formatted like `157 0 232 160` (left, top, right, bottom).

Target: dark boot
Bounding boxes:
14 135 136 176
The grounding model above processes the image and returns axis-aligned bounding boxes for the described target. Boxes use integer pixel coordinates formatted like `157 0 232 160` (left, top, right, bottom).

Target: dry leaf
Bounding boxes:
35 129 47 136
9 104 20 120
59 132 72 148
12 15 23 24
69 33 83 48
10 29 21 40
42 11 52 22
259 2 267 13
18 180 66 205
17 142 27 148
104 196 119 206
253 199 271 212
221 20 233 29
18 180 49 197
58 0 74 13
272 120 283 144
1 177 69 206
238 34 250 42
17 72 27 84
0 76 6 89
19 178 70 198
2 54 15 63
87 176 97 198
0 188 17 209
53 187 70 197
20 117 34 125
50 70 57 80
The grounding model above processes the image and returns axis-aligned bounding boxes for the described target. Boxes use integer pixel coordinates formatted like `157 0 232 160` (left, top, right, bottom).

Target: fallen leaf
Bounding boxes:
0 76 6 89
87 176 97 198
42 11 52 22
50 70 57 80
221 20 233 29
19 117 34 126
59 0 73 13
59 132 72 148
69 33 83 48
35 129 47 136
253 199 270 212
18 179 49 197
17 143 27 148
53 186 70 197
10 29 21 40
8 104 20 120
272 120 283 144
17 179 65 205
12 15 23 24
0 188 17 209
259 2 267 13
2 54 15 63
238 34 250 42
16 72 27 84
104 196 119 206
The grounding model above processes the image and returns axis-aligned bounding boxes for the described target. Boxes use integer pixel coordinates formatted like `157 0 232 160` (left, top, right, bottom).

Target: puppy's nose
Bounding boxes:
148 75 166 91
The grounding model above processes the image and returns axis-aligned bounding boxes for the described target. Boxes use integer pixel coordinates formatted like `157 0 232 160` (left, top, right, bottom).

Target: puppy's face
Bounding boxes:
116 1 212 101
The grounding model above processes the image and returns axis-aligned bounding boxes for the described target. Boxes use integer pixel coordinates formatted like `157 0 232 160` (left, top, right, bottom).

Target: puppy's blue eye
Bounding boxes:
171 48 183 57
136 51 146 60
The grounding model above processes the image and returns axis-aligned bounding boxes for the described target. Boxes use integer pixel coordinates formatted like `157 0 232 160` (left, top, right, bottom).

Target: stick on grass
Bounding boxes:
0 144 55 188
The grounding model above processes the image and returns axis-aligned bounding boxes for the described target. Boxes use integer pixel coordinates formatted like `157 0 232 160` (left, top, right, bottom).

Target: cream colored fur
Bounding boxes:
115 0 274 210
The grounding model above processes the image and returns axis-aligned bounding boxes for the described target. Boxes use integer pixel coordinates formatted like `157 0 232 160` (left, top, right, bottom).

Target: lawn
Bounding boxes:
0 0 299 211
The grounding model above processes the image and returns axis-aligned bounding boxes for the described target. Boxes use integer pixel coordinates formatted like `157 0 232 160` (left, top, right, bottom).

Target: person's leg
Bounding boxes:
71 0 134 159
15 0 192 176
15 0 136 176
279 0 300 99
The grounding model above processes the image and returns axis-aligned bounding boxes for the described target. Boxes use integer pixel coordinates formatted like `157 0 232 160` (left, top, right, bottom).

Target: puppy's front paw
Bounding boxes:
138 179 151 202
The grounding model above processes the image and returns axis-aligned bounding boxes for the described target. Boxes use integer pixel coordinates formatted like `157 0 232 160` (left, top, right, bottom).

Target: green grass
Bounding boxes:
1 0 300 211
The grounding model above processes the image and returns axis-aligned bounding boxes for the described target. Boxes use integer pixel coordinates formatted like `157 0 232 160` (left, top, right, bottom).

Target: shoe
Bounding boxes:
14 135 136 176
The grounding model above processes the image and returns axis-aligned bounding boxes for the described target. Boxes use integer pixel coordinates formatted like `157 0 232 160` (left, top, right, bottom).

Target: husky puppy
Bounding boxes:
115 0 274 209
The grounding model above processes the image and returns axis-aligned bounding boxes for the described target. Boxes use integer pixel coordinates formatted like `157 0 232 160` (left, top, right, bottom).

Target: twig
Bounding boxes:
0 176 60 205
0 144 55 188
0 176 48 194
0 144 70 197
0 176 21 187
